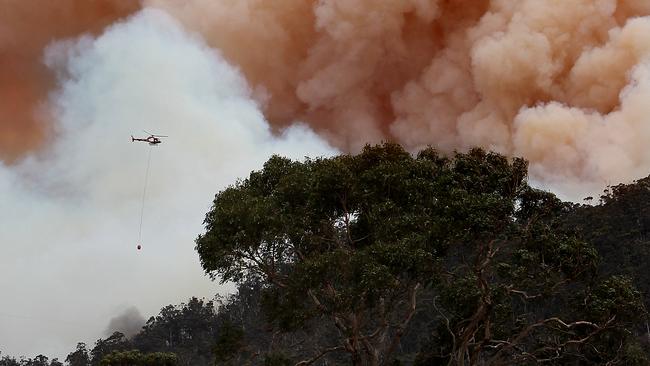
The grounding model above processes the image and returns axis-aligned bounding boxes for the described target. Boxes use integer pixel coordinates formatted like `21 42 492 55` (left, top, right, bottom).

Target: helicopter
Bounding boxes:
131 130 168 145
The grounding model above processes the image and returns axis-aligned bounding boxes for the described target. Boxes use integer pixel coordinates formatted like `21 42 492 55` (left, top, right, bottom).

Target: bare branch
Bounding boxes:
487 316 617 365
507 287 542 300
294 346 346 366
242 249 288 288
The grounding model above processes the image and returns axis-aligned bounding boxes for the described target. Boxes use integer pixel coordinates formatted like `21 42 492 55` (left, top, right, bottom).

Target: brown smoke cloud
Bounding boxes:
0 0 138 162
5 0 650 192
148 0 650 193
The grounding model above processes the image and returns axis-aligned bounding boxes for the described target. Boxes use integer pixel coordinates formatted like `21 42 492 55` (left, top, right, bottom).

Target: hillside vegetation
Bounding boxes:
3 144 650 366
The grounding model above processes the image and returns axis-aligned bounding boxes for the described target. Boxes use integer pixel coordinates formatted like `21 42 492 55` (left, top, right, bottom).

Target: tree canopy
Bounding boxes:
197 143 647 365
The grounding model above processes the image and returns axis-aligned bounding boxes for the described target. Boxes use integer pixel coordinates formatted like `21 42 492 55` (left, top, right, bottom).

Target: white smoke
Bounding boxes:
0 9 335 358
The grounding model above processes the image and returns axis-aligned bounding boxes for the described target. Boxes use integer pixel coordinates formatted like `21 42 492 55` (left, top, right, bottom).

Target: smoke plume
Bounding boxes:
147 0 650 197
0 0 138 162
6 1 650 195
105 307 146 338
0 9 334 358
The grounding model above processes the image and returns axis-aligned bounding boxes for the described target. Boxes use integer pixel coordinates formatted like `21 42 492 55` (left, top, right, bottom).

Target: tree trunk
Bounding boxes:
351 351 363 366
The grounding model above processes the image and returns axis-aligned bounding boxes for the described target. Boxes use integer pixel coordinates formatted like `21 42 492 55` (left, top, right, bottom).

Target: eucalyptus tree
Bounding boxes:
197 144 645 365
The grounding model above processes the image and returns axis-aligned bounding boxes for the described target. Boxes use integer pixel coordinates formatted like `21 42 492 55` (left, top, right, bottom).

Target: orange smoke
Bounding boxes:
0 0 139 163
148 0 650 190
6 0 650 191
147 0 490 151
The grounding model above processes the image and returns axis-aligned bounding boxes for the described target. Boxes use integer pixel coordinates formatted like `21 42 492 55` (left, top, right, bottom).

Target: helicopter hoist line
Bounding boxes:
138 145 152 249
132 130 168 250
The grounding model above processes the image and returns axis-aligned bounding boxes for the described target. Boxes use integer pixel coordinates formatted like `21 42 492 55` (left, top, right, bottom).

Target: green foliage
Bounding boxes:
0 355 61 366
91 333 130 366
622 342 650 366
570 176 650 308
0 355 21 366
66 343 90 366
197 143 647 364
584 275 646 323
262 352 292 366
99 350 177 366
198 143 567 363
131 297 220 365
212 321 245 364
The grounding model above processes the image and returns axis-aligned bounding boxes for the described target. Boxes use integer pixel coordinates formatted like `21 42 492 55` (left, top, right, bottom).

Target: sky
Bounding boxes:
3 0 650 359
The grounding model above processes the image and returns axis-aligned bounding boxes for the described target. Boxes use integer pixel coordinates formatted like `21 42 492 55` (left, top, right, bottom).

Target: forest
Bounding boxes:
3 143 650 366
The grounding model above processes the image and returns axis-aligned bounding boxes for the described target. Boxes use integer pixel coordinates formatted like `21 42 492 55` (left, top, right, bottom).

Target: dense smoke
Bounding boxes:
6 1 650 194
0 9 334 358
105 307 145 338
148 0 650 196
0 0 138 162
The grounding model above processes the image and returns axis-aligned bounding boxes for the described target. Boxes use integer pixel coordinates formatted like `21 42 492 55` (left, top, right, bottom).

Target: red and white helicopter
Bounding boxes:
131 130 167 145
